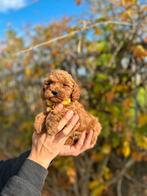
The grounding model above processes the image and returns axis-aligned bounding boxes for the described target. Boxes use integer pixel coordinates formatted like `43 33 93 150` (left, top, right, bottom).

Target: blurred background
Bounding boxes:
0 0 147 195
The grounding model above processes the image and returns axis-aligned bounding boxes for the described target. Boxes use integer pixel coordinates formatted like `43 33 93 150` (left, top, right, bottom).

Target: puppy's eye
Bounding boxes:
46 81 53 85
63 84 68 87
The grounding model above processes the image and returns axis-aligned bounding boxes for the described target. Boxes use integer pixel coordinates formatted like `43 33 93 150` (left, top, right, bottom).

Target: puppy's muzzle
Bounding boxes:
51 90 60 96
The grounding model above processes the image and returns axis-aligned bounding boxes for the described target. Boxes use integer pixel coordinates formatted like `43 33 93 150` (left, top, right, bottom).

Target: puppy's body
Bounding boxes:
45 100 100 145
35 70 101 145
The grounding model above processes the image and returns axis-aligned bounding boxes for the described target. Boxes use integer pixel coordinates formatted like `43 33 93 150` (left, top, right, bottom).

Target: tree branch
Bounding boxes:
106 158 135 186
124 173 147 189
15 21 135 56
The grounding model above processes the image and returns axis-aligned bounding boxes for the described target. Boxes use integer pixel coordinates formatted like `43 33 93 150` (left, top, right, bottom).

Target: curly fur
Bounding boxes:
34 70 101 145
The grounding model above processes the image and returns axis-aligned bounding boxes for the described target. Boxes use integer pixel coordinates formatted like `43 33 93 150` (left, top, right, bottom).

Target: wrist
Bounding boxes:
28 153 53 169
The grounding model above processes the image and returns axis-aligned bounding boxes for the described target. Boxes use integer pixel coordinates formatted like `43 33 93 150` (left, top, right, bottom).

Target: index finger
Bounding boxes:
57 110 74 131
54 114 79 144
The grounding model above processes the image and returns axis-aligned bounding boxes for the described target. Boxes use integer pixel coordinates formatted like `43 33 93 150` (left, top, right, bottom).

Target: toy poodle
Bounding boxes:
34 70 101 145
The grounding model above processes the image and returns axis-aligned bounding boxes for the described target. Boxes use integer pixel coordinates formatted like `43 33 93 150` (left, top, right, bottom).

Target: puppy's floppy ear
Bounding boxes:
41 78 48 100
71 81 81 101
41 86 45 100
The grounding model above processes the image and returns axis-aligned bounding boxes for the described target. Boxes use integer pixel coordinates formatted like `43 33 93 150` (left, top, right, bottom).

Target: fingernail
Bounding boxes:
58 103 63 108
75 114 79 119
67 110 74 117
55 103 63 110
77 123 80 127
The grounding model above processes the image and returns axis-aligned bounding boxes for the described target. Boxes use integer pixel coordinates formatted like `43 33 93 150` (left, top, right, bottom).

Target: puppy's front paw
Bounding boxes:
34 112 46 134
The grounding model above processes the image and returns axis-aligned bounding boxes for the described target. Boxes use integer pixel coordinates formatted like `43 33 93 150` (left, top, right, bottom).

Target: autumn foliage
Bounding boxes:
0 0 147 195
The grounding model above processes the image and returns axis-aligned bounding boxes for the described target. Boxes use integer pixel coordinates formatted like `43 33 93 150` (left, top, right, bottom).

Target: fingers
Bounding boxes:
73 122 80 131
62 114 79 136
55 114 79 143
66 130 94 157
74 130 95 153
74 130 86 150
82 130 94 149
54 103 64 111
57 110 74 131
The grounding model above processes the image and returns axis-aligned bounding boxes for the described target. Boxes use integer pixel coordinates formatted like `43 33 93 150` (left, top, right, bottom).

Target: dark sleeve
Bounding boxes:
0 159 48 196
0 150 31 192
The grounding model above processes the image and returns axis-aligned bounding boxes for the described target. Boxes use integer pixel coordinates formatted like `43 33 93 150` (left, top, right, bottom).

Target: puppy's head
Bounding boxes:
41 70 81 104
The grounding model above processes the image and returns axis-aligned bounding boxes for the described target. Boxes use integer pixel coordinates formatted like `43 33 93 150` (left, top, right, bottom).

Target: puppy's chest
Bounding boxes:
45 101 93 129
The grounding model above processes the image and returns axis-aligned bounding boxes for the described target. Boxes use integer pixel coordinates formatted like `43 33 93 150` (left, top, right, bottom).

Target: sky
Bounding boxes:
0 0 89 39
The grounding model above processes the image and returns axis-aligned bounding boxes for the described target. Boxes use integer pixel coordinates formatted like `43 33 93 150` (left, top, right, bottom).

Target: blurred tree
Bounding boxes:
0 0 147 195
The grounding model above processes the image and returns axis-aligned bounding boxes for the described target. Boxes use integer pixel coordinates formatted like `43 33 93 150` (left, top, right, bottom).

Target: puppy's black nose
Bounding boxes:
52 91 59 96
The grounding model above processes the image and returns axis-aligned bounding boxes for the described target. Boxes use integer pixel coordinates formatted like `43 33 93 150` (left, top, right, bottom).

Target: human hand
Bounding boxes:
59 128 101 156
28 104 79 169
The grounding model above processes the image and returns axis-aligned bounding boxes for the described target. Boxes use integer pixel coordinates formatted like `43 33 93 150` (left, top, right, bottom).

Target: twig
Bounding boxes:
106 158 135 186
107 20 138 68
125 174 147 189
107 39 124 67
117 178 123 196
97 156 110 179
15 21 135 56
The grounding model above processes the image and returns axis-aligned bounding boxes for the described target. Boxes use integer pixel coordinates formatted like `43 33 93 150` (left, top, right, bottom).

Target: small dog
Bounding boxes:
34 70 101 145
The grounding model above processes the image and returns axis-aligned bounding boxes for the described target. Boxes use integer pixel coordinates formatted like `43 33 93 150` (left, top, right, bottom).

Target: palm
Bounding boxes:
58 130 96 156
59 144 78 156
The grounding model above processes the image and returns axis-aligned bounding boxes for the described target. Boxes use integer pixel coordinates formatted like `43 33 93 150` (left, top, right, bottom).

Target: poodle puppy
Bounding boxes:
34 70 101 145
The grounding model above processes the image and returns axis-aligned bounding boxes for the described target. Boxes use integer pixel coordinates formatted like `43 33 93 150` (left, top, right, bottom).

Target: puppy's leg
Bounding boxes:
65 122 81 145
91 120 102 145
34 112 46 134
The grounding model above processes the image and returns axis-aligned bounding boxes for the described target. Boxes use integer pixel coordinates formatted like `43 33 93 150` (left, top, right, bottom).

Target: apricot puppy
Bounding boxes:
34 70 102 145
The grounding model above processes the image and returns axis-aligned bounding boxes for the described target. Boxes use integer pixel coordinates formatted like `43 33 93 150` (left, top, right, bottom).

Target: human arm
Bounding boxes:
0 150 30 192
0 103 79 196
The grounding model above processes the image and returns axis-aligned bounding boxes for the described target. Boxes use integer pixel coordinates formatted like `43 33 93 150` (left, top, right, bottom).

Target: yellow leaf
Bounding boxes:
94 27 102 35
135 134 147 150
109 0 136 7
89 179 100 190
132 151 143 161
102 143 111 155
142 5 147 12
138 114 147 127
115 84 128 92
122 141 131 157
91 184 106 196
103 166 112 180
131 45 147 59
25 68 33 76
141 137 147 149
66 168 76 184
52 50 60 57
4 92 17 101
122 98 132 109
91 153 105 161
105 90 115 103
122 0 136 6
